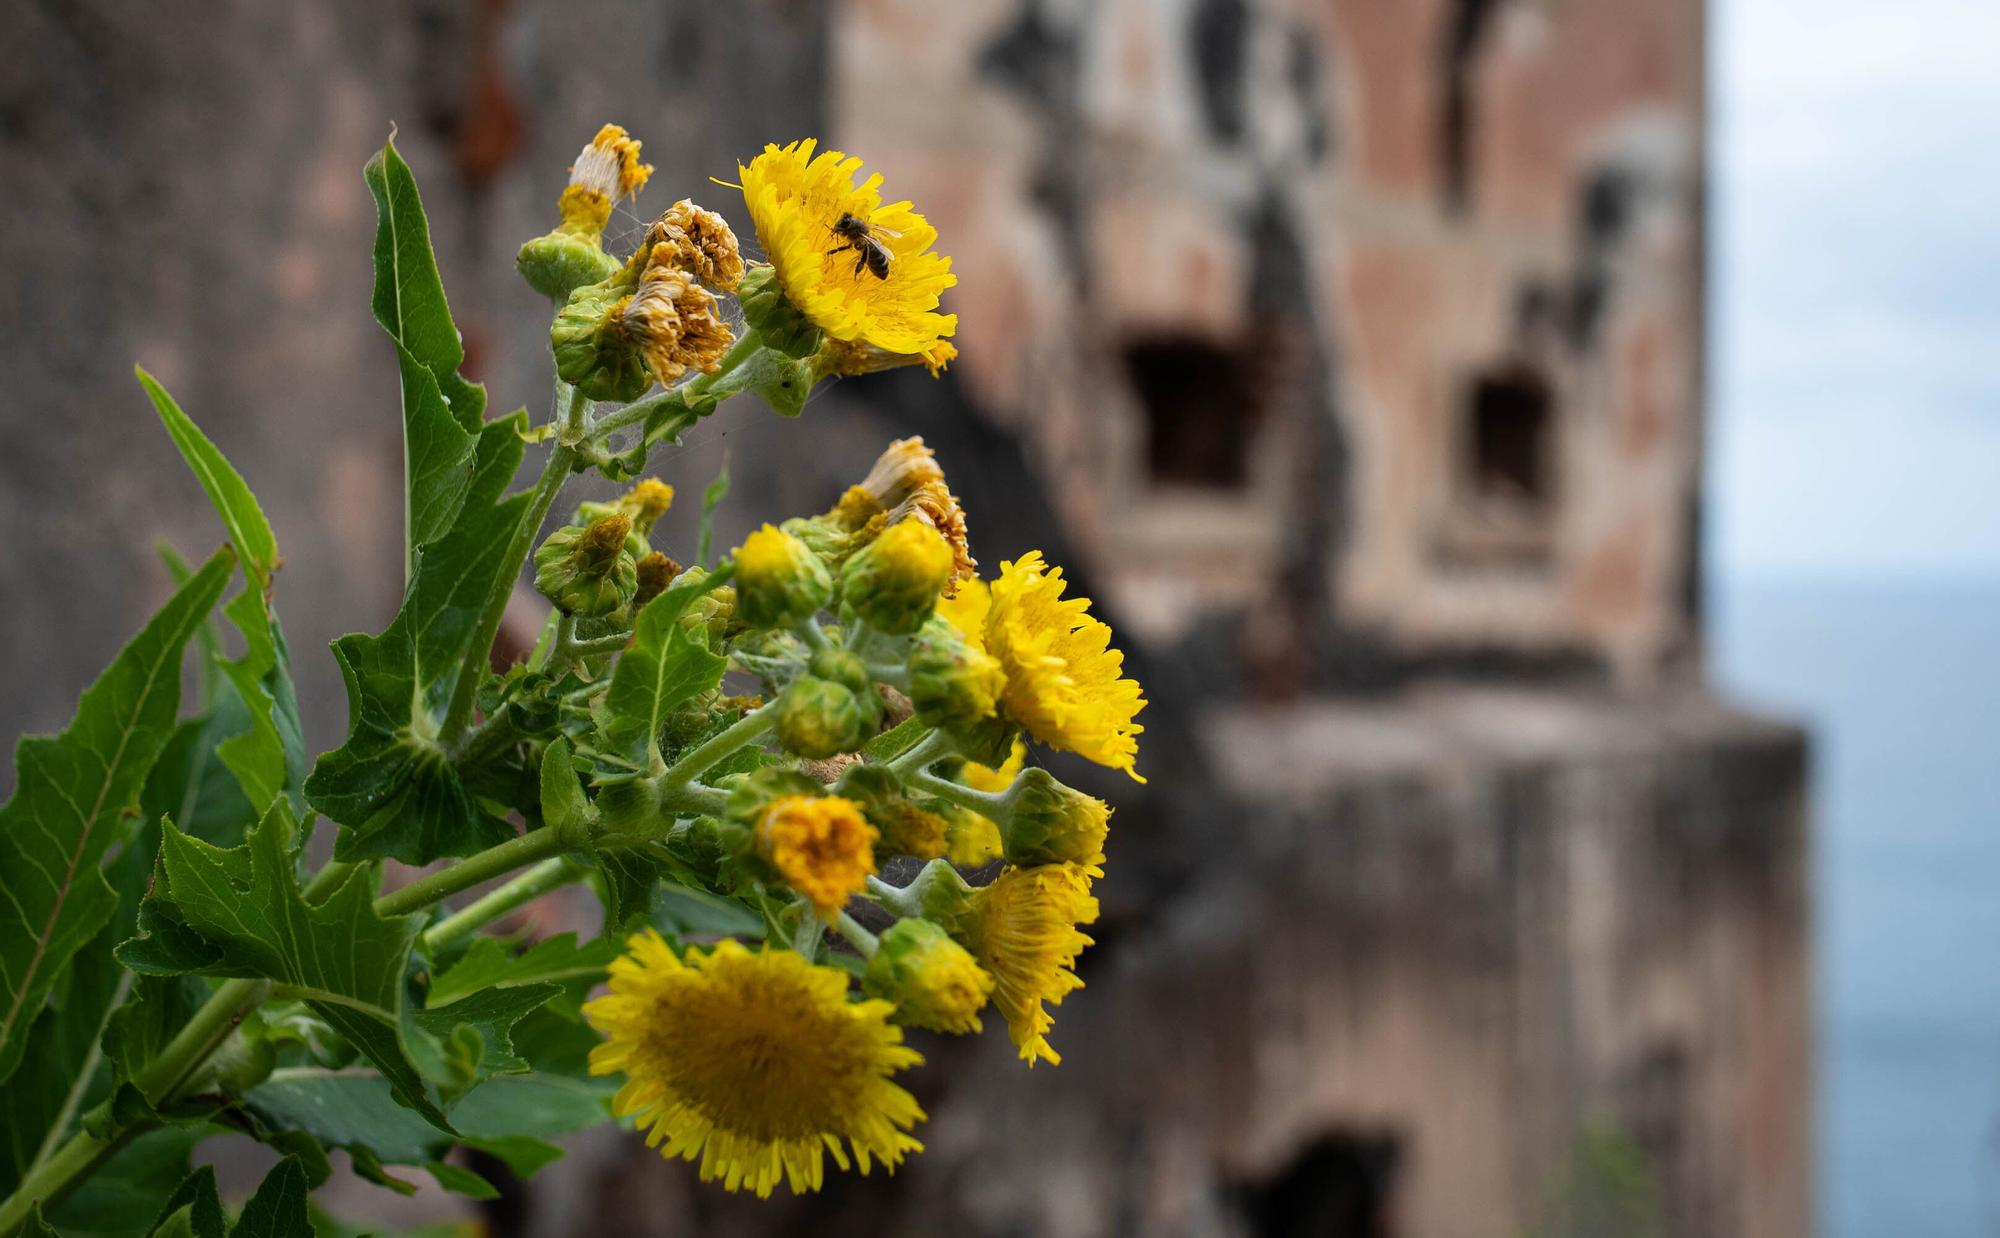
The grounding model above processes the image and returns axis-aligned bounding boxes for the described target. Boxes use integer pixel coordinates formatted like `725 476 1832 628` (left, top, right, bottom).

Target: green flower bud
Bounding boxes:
517 229 622 303
670 565 737 639
842 519 954 635
1001 768 1110 870
722 766 825 828
736 347 814 417
775 676 866 759
534 514 638 617
862 918 995 1035
810 647 871 694
737 264 824 358
887 857 977 931
550 273 652 403
732 524 832 628
836 763 948 860
909 630 1006 729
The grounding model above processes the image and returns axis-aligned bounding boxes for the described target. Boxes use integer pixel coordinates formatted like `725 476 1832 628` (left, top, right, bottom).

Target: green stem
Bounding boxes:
865 874 922 920
421 857 584 953
377 828 570 919
442 391 586 748
591 333 761 441
833 910 879 955
0 1125 135 1238
24 971 131 1178
887 729 954 775
659 702 776 789
906 766 1013 819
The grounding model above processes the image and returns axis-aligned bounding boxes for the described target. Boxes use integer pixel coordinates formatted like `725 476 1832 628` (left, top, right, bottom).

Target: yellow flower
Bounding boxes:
941 554 1146 781
735 139 957 354
961 736 1025 794
757 794 879 917
957 864 1099 1065
813 337 956 381
585 934 925 1197
615 478 676 532
559 123 653 235
863 919 995 1035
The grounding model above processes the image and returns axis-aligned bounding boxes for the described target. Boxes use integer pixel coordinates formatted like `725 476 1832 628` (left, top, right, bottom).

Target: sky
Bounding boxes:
1709 0 2000 580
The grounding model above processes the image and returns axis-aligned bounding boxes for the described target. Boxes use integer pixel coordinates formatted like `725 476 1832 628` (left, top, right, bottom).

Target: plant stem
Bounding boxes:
24 971 132 1178
377 828 570 919
833 911 879 955
442 391 586 748
421 857 583 953
887 729 954 775
905 766 1014 819
659 702 776 789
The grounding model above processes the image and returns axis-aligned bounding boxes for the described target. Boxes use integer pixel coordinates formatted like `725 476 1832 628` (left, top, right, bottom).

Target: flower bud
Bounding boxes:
1001 768 1110 872
737 264 824 358
516 124 652 302
623 255 735 386
671 565 738 639
909 629 1006 729
836 763 948 860
632 550 680 609
534 514 638 617
551 273 653 403
862 918 994 1035
842 519 954 635
732 524 832 628
775 676 867 759
809 647 871 695
617 478 676 533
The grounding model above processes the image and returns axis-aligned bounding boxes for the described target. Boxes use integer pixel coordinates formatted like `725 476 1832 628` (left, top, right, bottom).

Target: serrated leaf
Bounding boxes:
306 414 533 865
118 803 452 1132
229 1157 312 1238
138 372 279 591
602 576 729 772
0 549 233 1087
239 1071 605 1189
212 589 305 817
410 982 557 1103
147 1166 225 1238
427 934 619 1009
459 1135 564 1179
364 136 485 566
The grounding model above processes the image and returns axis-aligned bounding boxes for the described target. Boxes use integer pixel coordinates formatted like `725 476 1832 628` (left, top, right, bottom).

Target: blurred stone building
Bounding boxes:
0 1 1805 1236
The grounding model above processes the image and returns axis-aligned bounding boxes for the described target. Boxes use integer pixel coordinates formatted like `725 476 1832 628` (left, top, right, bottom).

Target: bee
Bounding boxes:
827 212 899 280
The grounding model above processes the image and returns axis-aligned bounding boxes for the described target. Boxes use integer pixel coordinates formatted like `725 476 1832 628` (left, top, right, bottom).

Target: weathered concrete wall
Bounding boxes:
837 0 1707 688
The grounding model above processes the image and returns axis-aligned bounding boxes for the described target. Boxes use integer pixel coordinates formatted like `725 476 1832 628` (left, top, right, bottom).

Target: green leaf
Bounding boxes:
118 803 453 1132
420 1160 495 1201
137 371 279 592
212 590 305 818
229 1157 312 1238
239 1071 604 1187
148 1167 225 1238
0 935 127 1197
364 136 485 565
601 576 729 772
426 934 619 1009
536 740 595 845
305 414 533 864
0 549 233 1087
410 982 557 1103
19 1205 60 1238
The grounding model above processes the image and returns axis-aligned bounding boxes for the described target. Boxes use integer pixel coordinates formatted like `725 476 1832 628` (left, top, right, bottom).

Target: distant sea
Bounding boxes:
1713 576 2000 1238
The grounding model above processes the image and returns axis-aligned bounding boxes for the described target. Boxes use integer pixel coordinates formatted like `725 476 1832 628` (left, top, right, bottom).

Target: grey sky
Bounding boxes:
1710 0 2000 579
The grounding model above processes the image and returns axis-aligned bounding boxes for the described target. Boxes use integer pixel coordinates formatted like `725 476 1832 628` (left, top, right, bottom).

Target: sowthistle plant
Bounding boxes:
0 125 1145 1232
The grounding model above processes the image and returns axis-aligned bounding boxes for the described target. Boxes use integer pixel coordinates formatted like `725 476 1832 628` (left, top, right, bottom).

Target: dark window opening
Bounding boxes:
1466 364 1553 511
1233 1129 1402 1238
1125 335 1265 489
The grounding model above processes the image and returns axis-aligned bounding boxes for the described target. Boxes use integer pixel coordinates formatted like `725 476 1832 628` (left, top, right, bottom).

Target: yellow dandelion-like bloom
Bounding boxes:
940 554 1146 781
958 863 1100 1065
585 934 925 1197
887 480 975 594
622 257 736 386
757 794 879 917
559 123 653 234
735 139 957 354
615 478 676 531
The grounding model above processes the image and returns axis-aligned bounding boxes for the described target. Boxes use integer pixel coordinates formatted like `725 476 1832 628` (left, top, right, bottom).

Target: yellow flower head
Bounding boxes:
639 199 746 292
863 919 995 1035
736 139 957 354
813 337 957 381
961 737 1025 794
943 554 1147 781
888 481 975 595
622 257 736 386
585 934 925 1197
559 123 653 235
757 794 879 917
615 478 676 533
959 863 1100 1065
